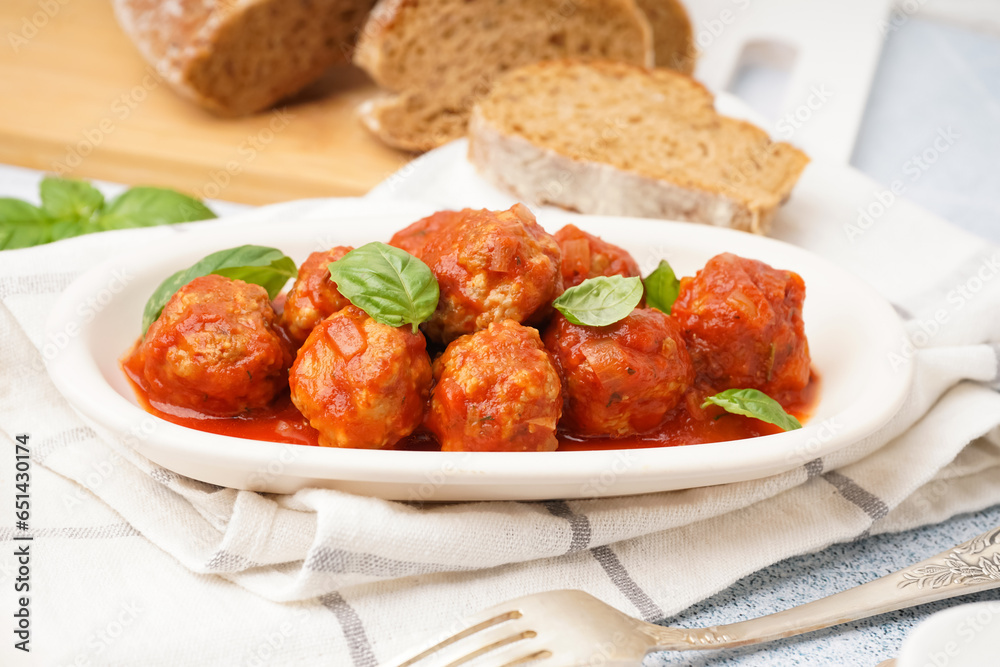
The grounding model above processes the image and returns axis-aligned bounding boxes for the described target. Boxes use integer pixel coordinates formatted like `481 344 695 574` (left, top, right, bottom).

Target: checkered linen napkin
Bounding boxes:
2 182 1000 665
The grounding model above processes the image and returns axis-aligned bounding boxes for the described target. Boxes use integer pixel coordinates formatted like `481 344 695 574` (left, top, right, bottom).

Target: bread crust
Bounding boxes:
352 0 409 86
113 0 374 116
467 60 808 234
469 108 766 233
635 0 696 73
353 0 654 151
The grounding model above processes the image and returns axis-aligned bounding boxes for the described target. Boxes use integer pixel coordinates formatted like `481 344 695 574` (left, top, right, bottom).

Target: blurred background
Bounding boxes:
1 0 997 240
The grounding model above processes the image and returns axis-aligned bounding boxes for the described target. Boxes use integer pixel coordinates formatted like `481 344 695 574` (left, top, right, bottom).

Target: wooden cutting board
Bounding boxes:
0 0 411 205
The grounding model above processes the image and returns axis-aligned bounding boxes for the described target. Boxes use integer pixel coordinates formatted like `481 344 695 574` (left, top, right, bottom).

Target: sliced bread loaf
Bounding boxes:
113 0 375 116
353 0 654 152
635 0 696 73
468 60 809 234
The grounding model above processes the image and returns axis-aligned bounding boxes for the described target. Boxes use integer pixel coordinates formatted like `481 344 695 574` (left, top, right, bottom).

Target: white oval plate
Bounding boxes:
45 209 912 501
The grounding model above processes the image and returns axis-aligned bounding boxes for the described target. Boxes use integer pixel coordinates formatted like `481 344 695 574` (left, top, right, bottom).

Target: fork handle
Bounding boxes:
651 526 1000 650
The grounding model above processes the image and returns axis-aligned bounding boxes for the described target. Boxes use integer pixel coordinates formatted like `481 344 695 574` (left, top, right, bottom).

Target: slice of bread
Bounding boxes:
113 0 375 116
635 0 696 73
468 60 809 234
353 0 654 152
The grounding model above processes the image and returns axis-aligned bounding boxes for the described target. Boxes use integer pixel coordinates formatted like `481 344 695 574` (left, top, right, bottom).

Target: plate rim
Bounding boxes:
44 207 914 500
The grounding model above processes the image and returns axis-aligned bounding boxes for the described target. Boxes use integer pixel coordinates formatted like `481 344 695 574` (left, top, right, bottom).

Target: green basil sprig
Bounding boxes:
644 259 680 314
553 275 643 327
327 242 439 333
96 187 215 231
0 177 215 251
701 388 803 431
142 245 297 334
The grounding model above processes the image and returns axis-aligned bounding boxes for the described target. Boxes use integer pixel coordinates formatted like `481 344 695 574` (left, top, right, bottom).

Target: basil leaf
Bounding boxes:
553 275 643 327
1 180 216 252
0 199 50 250
701 388 803 431
327 242 439 333
39 177 104 223
644 259 680 314
142 245 296 334
48 219 88 243
98 187 215 230
214 256 298 300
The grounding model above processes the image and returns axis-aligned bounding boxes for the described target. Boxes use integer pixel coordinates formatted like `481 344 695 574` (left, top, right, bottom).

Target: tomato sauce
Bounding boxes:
558 374 819 451
123 344 819 452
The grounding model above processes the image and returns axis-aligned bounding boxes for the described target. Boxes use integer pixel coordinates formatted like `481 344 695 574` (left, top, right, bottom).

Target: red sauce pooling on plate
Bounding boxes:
122 344 818 451
558 376 819 451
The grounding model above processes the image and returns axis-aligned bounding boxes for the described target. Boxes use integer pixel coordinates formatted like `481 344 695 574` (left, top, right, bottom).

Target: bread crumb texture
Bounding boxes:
353 0 655 151
469 61 809 234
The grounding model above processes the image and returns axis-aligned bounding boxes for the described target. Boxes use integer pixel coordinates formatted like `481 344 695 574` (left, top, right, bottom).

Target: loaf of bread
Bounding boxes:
635 0 695 73
352 0 655 152
112 0 375 116
468 61 809 234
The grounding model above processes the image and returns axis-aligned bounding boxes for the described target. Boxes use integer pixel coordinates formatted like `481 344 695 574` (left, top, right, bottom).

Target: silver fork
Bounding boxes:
383 526 1000 666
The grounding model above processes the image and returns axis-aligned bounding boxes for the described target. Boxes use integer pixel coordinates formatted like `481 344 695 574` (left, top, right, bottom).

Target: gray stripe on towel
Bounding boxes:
544 502 662 621
590 545 664 623
204 550 257 572
543 500 592 553
306 547 472 578
805 458 824 479
0 523 139 541
822 471 890 523
891 302 913 321
31 426 99 462
320 592 377 667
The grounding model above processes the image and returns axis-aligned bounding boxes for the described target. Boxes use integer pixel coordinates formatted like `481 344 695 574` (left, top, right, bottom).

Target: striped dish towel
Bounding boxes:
1 191 999 666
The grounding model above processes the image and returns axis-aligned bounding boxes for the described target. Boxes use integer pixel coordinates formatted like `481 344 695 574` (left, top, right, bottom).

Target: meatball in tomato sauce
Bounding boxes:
426 320 562 452
138 274 293 417
671 253 810 399
388 209 463 258
544 308 693 438
554 224 641 288
289 305 432 449
417 204 562 344
280 246 353 346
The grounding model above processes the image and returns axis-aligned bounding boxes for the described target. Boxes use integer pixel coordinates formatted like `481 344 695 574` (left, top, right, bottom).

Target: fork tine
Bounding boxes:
386 609 526 667
434 628 539 667
467 646 553 667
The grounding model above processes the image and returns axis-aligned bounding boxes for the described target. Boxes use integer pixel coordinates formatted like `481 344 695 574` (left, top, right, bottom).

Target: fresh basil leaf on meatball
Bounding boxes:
416 204 562 344
138 274 293 417
280 246 354 346
289 305 432 449
671 253 810 400
544 308 693 437
554 224 641 288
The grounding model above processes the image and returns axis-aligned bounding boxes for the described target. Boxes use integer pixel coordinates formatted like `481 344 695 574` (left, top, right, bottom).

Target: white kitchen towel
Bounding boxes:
2 182 1000 666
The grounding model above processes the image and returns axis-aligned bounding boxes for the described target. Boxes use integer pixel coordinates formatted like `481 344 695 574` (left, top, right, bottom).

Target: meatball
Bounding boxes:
388 209 463 257
289 305 432 449
544 308 693 437
554 224 641 288
426 320 562 452
418 204 562 343
671 252 810 398
139 274 292 416
281 246 353 346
